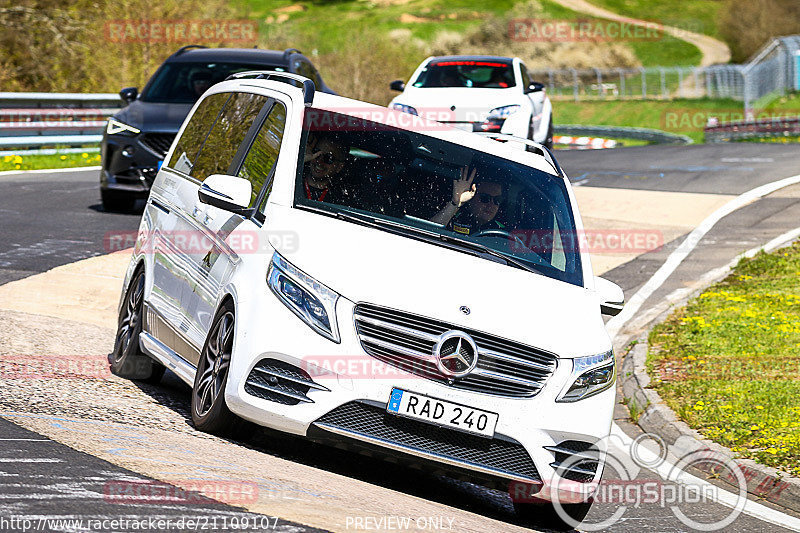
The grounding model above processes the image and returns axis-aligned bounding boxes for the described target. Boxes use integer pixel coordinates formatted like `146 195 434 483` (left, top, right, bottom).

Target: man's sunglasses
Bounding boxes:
476 192 503 205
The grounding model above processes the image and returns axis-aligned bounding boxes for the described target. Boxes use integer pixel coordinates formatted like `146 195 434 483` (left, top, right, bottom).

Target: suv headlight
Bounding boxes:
556 350 615 402
487 104 520 119
391 103 418 116
267 253 340 343
106 118 140 135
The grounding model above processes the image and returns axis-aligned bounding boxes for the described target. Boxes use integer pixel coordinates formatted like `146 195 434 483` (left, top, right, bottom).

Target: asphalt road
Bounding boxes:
1 143 800 532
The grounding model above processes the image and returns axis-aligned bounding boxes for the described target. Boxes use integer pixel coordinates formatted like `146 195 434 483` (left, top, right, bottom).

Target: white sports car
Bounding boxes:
389 55 554 149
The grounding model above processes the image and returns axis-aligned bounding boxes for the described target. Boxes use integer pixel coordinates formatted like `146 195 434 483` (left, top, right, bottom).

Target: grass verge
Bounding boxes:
553 93 800 144
0 151 101 172
647 241 800 477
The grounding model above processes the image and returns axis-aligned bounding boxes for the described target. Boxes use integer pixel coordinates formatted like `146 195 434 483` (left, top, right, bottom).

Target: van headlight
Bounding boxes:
267 253 340 343
106 118 140 135
556 350 615 402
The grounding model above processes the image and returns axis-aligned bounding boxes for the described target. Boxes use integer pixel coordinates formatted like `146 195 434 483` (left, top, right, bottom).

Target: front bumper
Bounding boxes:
100 130 175 195
225 287 615 501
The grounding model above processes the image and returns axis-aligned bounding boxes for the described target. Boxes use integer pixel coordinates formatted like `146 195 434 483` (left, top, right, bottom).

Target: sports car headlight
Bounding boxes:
267 253 340 343
106 118 140 135
391 103 418 116
556 350 615 402
487 104 520 119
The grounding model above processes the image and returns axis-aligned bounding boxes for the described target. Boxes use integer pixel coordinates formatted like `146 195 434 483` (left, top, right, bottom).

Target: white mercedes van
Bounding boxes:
110 71 624 529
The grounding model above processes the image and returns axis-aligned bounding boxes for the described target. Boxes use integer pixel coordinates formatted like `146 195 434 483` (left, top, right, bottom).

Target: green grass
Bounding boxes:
647 242 800 477
537 0 701 67
587 0 723 39
553 94 800 143
242 0 702 70
0 150 101 172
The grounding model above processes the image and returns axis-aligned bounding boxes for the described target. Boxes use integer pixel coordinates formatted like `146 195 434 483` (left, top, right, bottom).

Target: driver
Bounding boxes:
432 166 506 236
190 70 213 97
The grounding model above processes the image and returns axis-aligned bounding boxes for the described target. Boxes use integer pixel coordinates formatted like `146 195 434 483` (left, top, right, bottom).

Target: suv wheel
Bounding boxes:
110 268 165 383
191 300 253 438
101 190 135 212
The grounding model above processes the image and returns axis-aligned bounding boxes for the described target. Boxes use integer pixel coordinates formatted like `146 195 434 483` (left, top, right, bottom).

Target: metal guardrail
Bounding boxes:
704 117 800 143
0 92 121 149
555 124 693 144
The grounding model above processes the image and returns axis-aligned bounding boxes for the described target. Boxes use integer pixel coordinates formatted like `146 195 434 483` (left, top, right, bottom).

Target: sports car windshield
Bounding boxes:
142 62 283 103
294 108 582 286
412 60 516 89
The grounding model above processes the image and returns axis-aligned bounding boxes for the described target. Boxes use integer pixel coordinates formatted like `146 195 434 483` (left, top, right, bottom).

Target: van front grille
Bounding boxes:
353 303 557 398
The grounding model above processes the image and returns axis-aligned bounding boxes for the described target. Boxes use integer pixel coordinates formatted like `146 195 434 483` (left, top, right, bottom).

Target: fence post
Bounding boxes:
640 67 647 98
618 68 626 98
660 68 666 98
571 68 579 102
677 68 683 98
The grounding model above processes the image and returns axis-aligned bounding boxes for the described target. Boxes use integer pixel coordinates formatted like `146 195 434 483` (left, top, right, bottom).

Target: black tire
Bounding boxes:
514 499 593 531
110 269 165 383
191 300 249 437
101 189 135 212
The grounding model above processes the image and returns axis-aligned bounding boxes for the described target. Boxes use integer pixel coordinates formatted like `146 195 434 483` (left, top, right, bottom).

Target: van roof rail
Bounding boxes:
174 45 208 55
474 132 564 177
283 48 302 60
225 70 315 106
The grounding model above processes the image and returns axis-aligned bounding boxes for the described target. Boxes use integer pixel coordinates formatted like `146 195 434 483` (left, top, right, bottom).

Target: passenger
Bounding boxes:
301 133 349 202
432 166 507 235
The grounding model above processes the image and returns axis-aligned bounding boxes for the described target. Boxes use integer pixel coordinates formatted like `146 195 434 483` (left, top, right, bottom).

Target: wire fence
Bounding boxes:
530 35 800 110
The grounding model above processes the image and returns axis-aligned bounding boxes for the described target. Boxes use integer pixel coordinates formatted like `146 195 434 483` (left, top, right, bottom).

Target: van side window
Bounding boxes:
167 92 230 175
190 92 269 181
238 102 287 210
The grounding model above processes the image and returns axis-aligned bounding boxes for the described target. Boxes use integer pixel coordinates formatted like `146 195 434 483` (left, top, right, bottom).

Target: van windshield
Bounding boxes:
294 108 582 286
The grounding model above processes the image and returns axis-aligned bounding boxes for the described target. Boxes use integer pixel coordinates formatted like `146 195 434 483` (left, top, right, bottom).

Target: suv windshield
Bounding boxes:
412 60 516 89
142 62 284 103
295 109 582 286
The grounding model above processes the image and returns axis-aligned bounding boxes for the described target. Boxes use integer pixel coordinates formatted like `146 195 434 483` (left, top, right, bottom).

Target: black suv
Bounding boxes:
100 45 334 211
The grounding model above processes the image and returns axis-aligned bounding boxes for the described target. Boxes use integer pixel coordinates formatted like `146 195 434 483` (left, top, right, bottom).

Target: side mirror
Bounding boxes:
525 82 545 94
198 174 252 214
595 276 624 316
119 87 138 103
389 80 406 92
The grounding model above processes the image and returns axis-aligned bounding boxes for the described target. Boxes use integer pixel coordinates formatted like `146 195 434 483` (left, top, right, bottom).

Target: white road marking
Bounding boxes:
0 165 101 178
610 424 800 531
0 458 63 463
605 173 800 339
0 438 50 441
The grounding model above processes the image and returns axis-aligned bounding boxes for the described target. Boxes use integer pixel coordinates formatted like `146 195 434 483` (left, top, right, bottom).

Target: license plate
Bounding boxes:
386 388 498 438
